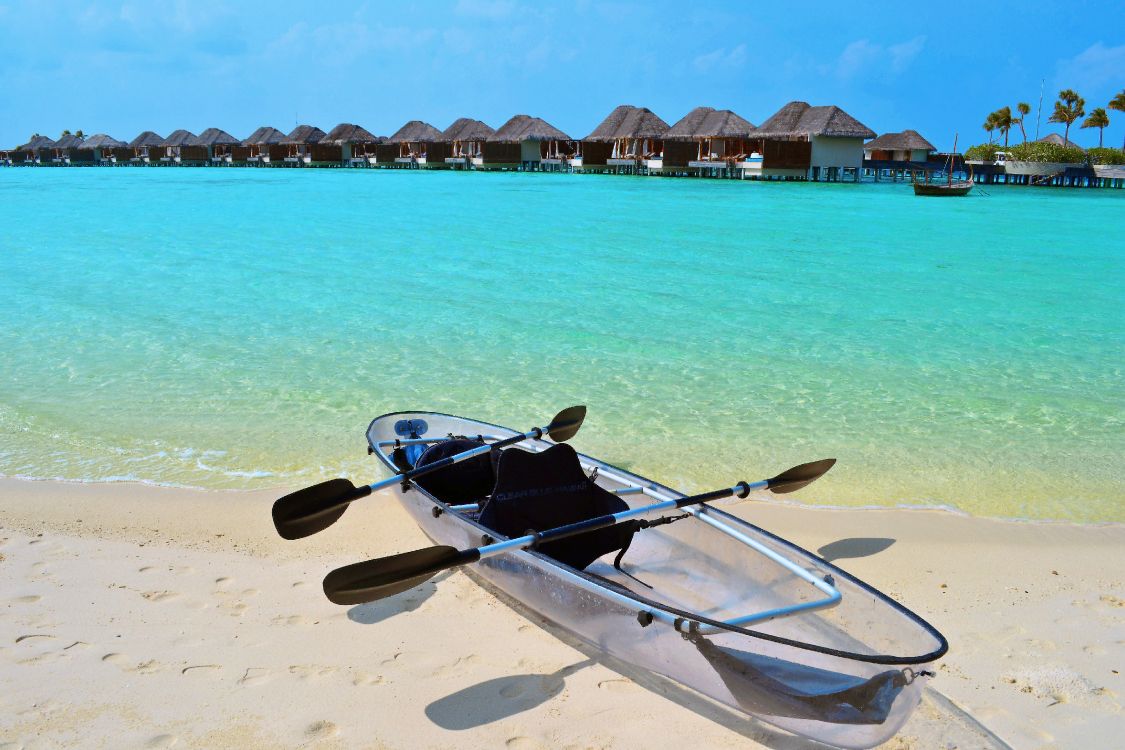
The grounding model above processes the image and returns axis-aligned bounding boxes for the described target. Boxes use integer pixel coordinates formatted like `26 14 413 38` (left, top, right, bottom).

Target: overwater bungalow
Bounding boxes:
128 131 164 163
50 133 86 164
281 125 328 165
751 101 875 180
440 118 495 168
79 134 128 164
322 123 384 166
483 115 571 170
863 130 935 163
160 130 205 164
16 135 55 164
577 104 670 172
196 128 240 164
242 126 287 164
386 120 444 167
659 106 756 174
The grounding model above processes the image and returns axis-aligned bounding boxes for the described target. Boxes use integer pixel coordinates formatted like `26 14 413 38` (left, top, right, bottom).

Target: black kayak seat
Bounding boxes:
413 438 496 505
479 444 637 570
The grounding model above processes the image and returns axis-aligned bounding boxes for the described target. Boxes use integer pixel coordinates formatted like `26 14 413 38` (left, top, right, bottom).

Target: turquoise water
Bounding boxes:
0 168 1121 523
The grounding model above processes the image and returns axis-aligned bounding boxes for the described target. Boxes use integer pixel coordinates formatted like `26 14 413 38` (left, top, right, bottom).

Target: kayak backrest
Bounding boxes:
413 438 497 505
480 444 636 570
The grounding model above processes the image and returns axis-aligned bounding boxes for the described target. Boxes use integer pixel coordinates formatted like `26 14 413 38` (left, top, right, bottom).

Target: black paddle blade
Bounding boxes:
323 545 481 605
767 458 836 494
272 478 360 540
545 405 586 442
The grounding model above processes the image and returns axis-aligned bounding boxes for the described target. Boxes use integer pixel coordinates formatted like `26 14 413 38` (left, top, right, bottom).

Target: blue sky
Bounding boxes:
1 0 1123 149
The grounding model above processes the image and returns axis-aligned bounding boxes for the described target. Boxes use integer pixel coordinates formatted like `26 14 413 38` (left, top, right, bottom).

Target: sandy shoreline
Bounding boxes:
1 478 1121 749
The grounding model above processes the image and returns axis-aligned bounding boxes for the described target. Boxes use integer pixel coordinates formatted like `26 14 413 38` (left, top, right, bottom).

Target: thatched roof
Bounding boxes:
284 124 326 145
387 120 444 143
78 134 127 149
665 107 755 140
584 105 670 141
489 114 570 142
441 118 495 142
162 130 200 147
864 129 935 152
242 126 287 146
20 135 57 150
129 131 165 148
54 134 85 149
753 101 875 139
322 123 384 144
1037 133 1084 150
195 128 239 146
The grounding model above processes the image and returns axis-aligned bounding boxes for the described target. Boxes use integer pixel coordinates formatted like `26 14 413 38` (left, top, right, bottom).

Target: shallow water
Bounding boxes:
1 167 1121 522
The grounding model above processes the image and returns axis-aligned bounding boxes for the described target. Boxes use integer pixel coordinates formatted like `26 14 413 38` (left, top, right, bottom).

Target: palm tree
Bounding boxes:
1014 102 1031 142
61 129 72 137
1081 108 1109 147
1047 89 1085 146
994 106 1013 146
1109 90 1125 149
983 111 999 144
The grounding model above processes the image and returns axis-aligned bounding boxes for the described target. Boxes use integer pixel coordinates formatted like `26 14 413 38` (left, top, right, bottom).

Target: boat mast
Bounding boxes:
949 133 958 185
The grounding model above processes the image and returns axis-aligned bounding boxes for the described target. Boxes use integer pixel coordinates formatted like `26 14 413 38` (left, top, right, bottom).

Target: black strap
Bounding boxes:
611 514 691 589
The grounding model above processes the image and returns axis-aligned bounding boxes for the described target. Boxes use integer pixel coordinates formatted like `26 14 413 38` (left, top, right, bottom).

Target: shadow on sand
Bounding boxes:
423 570 834 749
345 571 451 626
816 537 896 563
425 659 594 730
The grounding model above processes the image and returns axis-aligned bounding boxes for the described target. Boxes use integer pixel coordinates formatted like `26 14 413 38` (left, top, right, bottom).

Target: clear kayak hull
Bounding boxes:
366 412 947 749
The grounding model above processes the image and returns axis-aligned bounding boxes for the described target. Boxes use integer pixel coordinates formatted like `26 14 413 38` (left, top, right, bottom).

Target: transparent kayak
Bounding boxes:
366 411 948 749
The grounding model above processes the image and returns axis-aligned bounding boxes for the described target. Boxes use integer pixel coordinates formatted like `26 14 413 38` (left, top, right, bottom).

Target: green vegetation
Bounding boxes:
1086 147 1125 165
1081 108 1109 147
1048 89 1085 145
965 141 1087 164
1109 90 1125 150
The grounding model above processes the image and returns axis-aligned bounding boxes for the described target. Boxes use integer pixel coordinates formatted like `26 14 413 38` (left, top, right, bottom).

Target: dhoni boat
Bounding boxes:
273 407 947 749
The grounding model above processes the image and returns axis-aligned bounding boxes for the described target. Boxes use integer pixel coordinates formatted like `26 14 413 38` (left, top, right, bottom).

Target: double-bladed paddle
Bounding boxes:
272 405 586 540
323 458 835 605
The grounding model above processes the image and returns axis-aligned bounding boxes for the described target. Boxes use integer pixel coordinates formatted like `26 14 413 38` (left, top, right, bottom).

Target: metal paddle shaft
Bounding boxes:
272 405 586 540
323 458 835 605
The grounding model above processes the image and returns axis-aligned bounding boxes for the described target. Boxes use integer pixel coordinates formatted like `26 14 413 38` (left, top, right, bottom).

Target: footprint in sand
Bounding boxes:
304 720 338 742
15 634 55 644
181 664 223 678
144 734 179 749
141 590 182 603
597 678 636 693
431 653 481 677
9 595 41 604
139 566 156 573
101 653 161 674
505 738 545 750
350 671 383 686
271 614 310 626
214 577 234 587
288 664 339 681
239 667 272 686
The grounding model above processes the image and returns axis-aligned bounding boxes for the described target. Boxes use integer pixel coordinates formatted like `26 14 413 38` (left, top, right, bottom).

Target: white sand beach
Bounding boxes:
1 478 1121 749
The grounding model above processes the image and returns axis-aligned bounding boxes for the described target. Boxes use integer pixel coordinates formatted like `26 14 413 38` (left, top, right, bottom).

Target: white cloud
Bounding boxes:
1054 42 1125 92
889 36 926 72
829 36 926 79
692 44 747 73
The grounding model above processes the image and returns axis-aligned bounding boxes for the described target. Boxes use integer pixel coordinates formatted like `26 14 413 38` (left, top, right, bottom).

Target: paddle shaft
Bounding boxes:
456 481 759 565
356 427 549 501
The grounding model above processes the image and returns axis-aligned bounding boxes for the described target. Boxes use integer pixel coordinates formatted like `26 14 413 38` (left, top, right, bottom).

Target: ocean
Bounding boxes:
1 167 1121 523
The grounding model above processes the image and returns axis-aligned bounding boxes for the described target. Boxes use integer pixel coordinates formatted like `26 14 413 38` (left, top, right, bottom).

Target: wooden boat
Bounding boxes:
323 410 947 749
913 134 973 196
